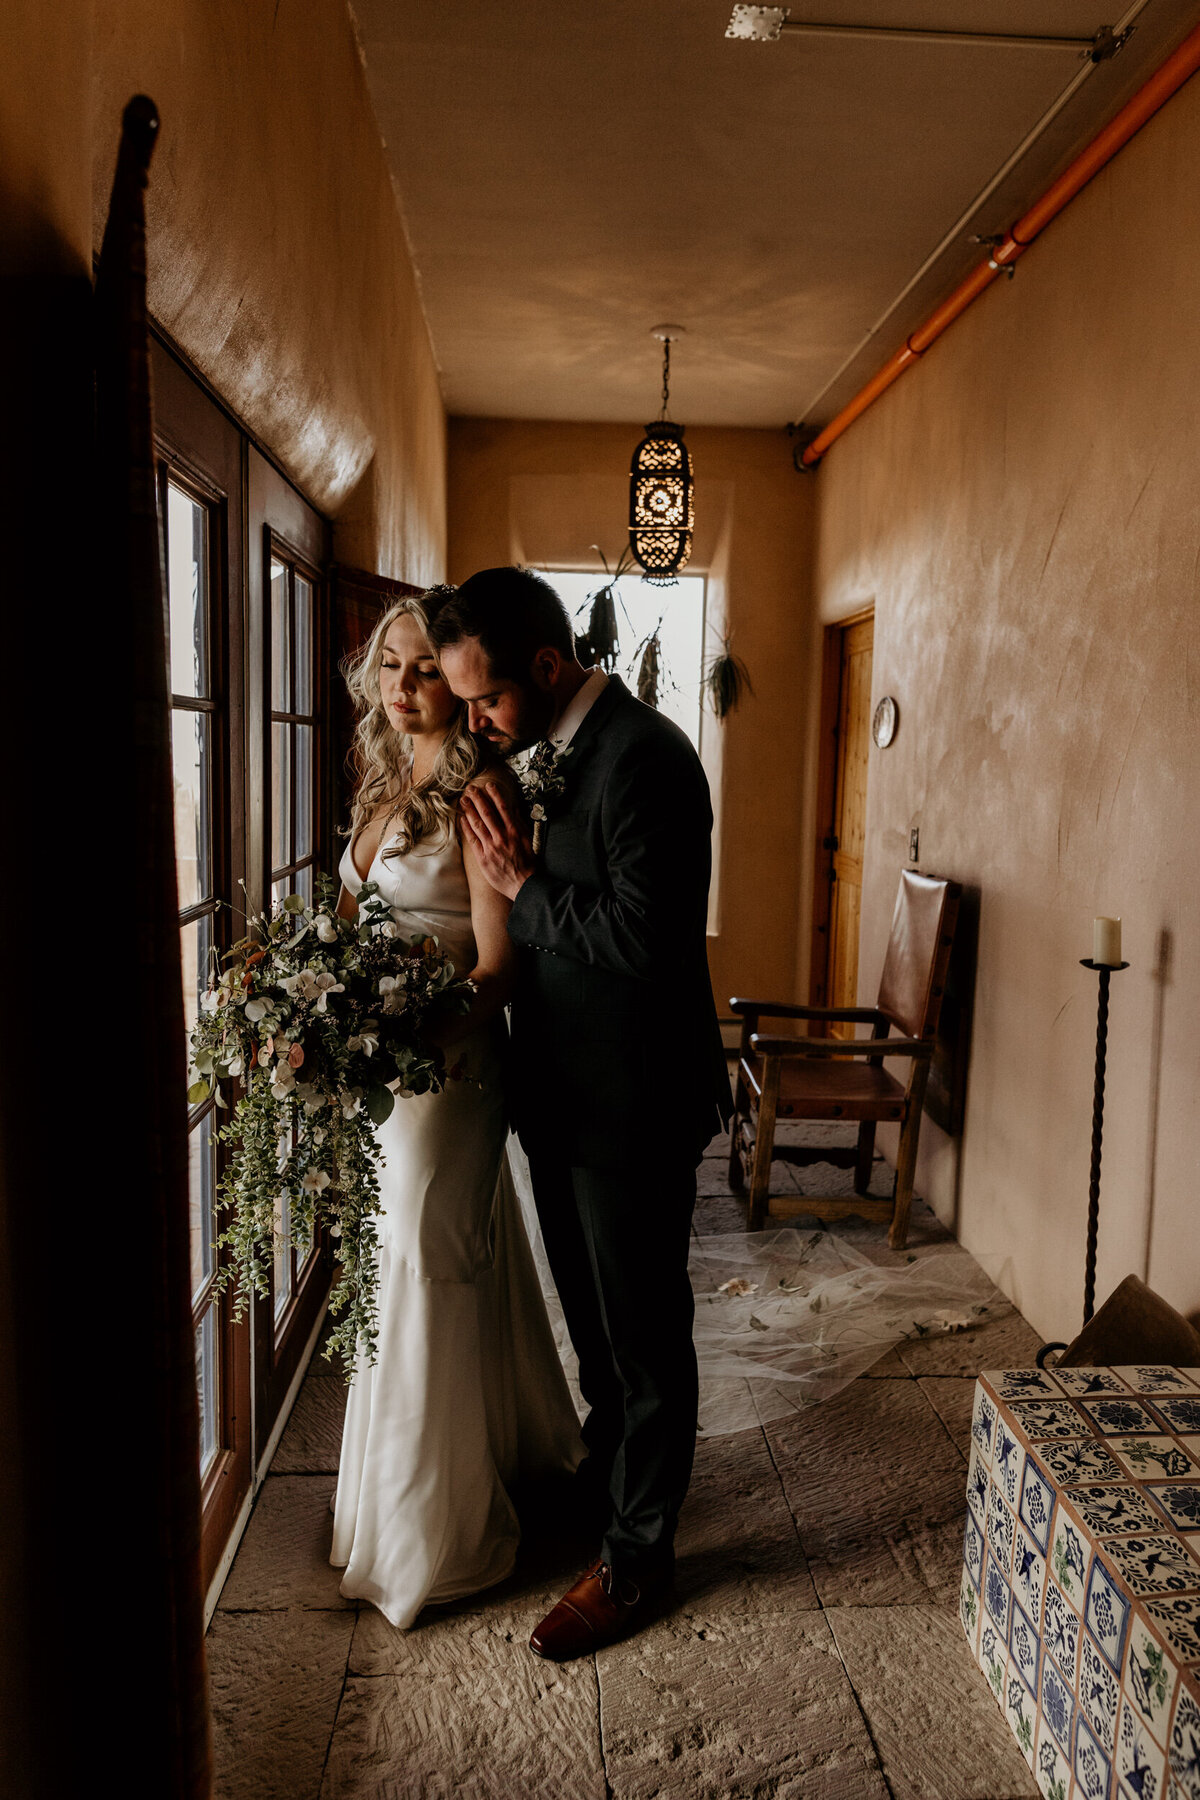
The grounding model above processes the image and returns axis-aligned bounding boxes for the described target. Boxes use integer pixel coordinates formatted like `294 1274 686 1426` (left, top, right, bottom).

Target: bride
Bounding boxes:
329 587 581 1628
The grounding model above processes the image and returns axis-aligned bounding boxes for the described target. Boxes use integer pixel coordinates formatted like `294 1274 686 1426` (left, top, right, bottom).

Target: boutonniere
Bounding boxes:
513 740 573 852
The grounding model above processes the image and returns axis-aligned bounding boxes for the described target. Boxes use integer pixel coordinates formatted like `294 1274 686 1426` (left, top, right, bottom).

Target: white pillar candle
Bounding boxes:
1093 917 1122 966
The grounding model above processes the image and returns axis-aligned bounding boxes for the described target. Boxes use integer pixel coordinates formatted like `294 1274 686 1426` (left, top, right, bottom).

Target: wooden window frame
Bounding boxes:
153 432 253 1593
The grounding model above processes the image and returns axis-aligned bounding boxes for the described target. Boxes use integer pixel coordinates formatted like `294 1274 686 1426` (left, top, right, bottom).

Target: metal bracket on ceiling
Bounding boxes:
969 233 1017 278
785 422 820 472
1089 24 1137 62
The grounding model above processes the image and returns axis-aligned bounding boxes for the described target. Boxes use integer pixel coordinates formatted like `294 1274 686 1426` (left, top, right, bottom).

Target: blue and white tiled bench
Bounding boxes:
960 1364 1200 1800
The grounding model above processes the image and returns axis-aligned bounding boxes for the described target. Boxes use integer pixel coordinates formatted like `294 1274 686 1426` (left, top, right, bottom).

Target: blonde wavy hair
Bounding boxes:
342 587 486 857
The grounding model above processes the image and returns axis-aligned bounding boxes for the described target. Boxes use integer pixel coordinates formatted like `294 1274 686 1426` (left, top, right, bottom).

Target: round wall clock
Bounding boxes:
872 695 898 748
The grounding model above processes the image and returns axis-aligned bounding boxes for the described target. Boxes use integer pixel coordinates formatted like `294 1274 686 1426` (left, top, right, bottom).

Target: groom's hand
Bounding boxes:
460 783 535 900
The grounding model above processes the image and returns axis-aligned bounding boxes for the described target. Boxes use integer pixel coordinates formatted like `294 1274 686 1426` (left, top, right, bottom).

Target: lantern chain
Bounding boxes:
659 339 671 421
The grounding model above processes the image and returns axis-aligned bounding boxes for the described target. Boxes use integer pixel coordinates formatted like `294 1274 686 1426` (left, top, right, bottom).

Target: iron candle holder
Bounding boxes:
1078 958 1130 1325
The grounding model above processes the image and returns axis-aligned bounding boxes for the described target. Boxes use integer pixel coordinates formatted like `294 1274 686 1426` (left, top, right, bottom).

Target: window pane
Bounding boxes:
547 570 707 749
270 559 290 711
188 1109 216 1299
294 863 314 905
294 576 312 712
180 911 213 1049
295 723 313 859
271 721 291 873
167 483 209 699
273 1191 292 1320
196 1305 218 1477
172 709 211 912
295 1213 314 1271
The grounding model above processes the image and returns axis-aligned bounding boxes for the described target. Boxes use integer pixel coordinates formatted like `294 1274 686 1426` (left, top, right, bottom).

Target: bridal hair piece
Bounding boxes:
342 586 485 856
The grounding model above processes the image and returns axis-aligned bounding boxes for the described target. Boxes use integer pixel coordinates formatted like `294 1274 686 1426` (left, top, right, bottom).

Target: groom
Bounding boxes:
431 566 731 1659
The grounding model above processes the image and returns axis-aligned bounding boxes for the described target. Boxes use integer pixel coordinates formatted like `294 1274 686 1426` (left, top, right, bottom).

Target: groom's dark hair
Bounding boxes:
426 566 575 680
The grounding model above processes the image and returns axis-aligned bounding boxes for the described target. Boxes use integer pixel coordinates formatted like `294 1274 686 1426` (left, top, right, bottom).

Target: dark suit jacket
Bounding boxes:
507 676 731 1170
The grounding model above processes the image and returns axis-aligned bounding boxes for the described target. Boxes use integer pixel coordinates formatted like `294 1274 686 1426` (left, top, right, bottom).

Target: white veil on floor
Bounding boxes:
505 1135 1006 1437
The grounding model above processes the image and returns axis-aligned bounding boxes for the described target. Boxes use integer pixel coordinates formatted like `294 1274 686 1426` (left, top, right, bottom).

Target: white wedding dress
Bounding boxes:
329 823 582 1628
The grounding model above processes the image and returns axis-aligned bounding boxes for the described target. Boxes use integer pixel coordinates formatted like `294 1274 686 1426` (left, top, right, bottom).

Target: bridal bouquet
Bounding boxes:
187 875 472 1371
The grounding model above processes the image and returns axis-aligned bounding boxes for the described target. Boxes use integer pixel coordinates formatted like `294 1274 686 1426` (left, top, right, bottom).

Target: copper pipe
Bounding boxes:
801 21 1200 466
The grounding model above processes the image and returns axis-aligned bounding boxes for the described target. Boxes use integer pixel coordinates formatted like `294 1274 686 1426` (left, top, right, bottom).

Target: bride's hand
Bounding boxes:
460 784 534 901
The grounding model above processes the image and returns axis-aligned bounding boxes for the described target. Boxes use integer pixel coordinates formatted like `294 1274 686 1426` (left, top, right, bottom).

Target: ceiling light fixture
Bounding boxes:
724 6 1129 60
629 326 694 584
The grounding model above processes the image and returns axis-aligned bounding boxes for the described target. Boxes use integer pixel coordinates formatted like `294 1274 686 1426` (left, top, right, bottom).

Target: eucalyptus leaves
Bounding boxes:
188 875 472 1373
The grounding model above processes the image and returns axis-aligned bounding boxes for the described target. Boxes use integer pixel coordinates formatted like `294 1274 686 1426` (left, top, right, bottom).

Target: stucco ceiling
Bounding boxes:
350 1 1200 429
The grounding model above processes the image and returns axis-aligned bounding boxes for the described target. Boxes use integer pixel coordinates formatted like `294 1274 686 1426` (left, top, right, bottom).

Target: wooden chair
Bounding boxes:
728 870 961 1249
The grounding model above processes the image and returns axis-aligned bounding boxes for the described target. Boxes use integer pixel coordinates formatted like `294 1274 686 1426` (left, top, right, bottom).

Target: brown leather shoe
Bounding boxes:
528 1560 664 1662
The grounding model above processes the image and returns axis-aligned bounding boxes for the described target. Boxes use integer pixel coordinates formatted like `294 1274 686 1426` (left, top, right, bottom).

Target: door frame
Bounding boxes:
808 604 875 1013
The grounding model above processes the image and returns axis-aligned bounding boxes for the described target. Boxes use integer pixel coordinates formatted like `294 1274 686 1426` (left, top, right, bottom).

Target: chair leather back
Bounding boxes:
876 870 961 1039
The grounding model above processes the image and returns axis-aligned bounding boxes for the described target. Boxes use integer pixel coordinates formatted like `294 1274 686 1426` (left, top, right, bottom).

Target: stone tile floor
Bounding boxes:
209 1125 1044 1799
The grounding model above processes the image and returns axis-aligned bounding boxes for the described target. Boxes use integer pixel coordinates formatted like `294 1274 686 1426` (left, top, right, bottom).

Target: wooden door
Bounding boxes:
151 336 254 1594
827 615 873 1037
248 449 335 1463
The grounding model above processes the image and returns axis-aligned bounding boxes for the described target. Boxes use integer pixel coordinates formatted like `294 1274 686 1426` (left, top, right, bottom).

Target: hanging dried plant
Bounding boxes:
704 640 753 719
575 545 636 671
637 630 661 709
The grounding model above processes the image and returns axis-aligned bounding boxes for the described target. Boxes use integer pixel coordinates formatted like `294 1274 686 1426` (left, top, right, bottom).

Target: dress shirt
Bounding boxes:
548 669 609 751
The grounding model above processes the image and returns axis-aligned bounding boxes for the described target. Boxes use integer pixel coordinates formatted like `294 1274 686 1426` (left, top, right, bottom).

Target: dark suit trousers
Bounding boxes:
528 1151 699 1582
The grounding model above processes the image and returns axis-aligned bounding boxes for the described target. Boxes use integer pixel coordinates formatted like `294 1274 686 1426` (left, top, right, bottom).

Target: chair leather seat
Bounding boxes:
740 1054 907 1121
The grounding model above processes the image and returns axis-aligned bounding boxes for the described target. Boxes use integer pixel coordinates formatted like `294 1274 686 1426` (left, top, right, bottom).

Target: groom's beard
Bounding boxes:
475 687 554 757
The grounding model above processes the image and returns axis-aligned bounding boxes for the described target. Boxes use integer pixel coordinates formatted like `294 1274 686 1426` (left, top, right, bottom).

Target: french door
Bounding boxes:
154 343 252 1591
154 341 333 1588
249 451 332 1452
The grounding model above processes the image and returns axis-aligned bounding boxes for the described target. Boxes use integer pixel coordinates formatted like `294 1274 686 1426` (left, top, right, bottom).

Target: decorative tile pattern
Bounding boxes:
1038 1438 1125 1487
1153 1398 1200 1438
1126 1618 1178 1745
988 1479 1017 1569
1080 1631 1121 1748
986 1368 1065 1402
967 1439 991 1523
1083 1398 1167 1439
1149 1488 1200 1534
1144 1596 1200 1666
972 1384 998 1462
1054 1368 1133 1398
960 1562 981 1651
1104 1535 1200 1599
1111 1439 1200 1482
964 1509 985 1589
994 1419 1024 1506
1076 1714 1113 1798
1013 1399 1092 1440
963 1369 1200 1800
984 1549 1012 1637
1044 1579 1082 1686
1116 1694 1166 1800
1012 1599 1042 1695
1116 1370 1200 1397
1013 1528 1047 1624
1022 1455 1059 1554
1086 1560 1132 1673
1168 1686 1200 1795
1035 1711 1071 1799
1073 1485 1167 1539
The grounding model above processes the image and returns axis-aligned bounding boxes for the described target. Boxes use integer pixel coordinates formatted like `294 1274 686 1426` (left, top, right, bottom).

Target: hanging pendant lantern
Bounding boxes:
629 326 694 583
